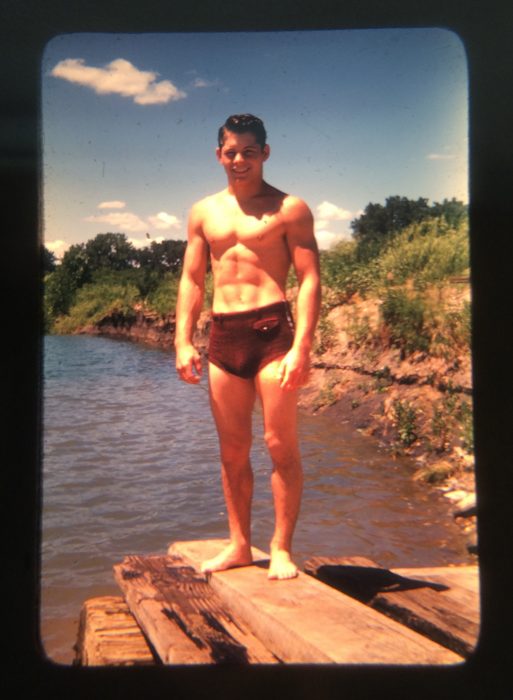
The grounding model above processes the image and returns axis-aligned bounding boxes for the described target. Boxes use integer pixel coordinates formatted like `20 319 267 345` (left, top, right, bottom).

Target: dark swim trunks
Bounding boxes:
208 300 295 379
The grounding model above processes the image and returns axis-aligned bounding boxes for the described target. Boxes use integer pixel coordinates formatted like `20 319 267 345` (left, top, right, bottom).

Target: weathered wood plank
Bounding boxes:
394 566 480 595
114 557 208 664
393 566 479 620
113 554 278 664
303 556 479 658
75 596 156 666
168 539 463 665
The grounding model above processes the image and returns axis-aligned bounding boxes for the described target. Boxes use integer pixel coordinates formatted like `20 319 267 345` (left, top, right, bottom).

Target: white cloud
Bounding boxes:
98 200 126 209
45 239 69 259
84 208 182 234
315 229 353 251
426 153 456 161
314 201 354 249
128 235 165 250
51 58 187 105
84 211 148 232
193 77 219 88
316 201 352 221
147 211 181 230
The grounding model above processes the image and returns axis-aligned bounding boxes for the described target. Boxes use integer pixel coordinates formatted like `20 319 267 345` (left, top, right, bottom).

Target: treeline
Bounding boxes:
350 195 466 244
315 196 470 361
321 196 468 301
44 233 186 330
43 196 468 336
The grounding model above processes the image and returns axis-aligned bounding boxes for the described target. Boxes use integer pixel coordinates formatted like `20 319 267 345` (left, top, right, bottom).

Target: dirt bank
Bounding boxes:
296 290 476 554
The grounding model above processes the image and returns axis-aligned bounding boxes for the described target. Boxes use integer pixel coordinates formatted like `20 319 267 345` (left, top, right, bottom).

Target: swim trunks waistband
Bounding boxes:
211 299 290 323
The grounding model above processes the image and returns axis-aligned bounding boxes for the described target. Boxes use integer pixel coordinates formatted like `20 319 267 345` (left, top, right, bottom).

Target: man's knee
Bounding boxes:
264 428 299 465
220 434 252 468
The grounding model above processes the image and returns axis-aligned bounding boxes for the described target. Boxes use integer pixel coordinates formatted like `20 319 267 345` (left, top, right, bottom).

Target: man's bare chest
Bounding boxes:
204 205 285 248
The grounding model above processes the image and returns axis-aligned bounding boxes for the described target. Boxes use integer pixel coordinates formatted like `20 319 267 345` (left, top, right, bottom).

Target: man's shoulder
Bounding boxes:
191 190 226 217
280 193 313 220
194 188 227 207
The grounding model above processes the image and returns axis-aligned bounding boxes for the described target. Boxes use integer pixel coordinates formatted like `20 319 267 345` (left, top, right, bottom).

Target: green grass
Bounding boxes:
47 269 216 334
380 289 431 357
145 273 181 316
347 310 372 349
52 280 140 334
318 218 470 360
320 217 469 300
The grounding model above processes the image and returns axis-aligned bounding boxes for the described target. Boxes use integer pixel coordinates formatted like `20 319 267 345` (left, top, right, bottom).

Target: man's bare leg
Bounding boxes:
202 362 256 574
256 359 303 580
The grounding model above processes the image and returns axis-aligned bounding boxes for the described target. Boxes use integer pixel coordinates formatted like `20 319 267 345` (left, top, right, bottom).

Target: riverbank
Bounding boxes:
297 285 476 554
75 287 477 555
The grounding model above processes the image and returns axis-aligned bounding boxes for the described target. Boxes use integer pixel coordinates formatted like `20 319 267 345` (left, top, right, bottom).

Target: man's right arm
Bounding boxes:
174 202 209 383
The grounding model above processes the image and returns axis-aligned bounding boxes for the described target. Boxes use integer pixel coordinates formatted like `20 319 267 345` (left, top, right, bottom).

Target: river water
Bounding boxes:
41 335 473 664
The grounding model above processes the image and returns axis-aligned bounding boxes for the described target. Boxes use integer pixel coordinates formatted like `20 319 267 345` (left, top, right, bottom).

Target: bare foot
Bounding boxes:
268 548 298 580
200 542 253 574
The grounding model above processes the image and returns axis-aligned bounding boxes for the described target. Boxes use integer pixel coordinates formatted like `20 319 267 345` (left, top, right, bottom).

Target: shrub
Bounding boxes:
456 399 474 453
444 301 471 349
377 219 469 289
429 392 474 454
380 289 430 357
319 217 469 301
319 241 359 298
315 314 337 355
418 462 455 484
52 281 140 334
373 365 393 392
423 298 471 359
392 399 419 447
347 311 372 348
431 401 452 452
146 273 181 316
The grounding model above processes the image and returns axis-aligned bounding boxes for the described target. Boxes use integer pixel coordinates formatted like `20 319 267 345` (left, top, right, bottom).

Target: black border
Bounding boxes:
4 1 513 698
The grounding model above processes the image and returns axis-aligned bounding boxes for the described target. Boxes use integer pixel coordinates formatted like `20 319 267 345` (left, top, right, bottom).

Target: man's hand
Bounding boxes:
276 347 310 391
175 344 203 384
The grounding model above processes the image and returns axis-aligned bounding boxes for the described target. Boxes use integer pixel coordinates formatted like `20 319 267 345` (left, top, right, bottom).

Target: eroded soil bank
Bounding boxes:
298 288 476 555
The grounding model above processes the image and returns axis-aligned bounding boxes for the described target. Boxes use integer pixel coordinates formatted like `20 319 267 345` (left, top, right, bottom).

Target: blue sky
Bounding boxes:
42 29 468 256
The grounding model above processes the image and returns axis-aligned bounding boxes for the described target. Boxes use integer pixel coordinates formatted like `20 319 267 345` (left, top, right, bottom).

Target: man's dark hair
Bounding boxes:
218 114 267 149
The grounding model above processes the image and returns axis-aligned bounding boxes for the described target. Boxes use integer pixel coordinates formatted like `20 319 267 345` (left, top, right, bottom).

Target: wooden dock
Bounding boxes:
75 539 479 666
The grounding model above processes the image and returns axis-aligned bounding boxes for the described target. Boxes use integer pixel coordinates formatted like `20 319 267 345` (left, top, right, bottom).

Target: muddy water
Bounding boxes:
41 335 472 663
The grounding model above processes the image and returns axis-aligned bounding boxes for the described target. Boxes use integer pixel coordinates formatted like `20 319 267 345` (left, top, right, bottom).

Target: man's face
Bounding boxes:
216 131 270 185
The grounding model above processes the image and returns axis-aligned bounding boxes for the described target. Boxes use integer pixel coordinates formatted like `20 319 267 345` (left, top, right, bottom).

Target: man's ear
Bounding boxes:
262 144 270 161
215 147 222 162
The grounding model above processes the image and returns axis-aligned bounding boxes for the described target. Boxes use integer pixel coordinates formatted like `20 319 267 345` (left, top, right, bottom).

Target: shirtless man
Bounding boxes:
175 114 321 580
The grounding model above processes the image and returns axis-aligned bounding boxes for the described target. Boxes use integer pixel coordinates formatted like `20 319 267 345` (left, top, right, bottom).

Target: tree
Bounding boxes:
60 243 92 287
42 245 57 273
84 233 138 271
44 266 78 318
351 196 432 244
44 243 92 319
431 198 468 229
135 239 187 273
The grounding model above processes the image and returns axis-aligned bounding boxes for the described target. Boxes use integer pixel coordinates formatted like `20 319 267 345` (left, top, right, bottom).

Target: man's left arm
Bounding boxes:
279 197 321 391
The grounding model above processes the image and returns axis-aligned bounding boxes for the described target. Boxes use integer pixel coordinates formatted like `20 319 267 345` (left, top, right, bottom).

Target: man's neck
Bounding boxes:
227 179 269 202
